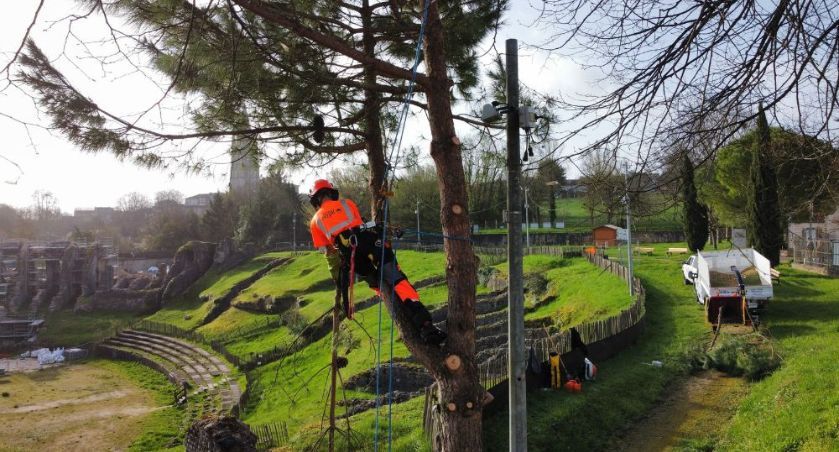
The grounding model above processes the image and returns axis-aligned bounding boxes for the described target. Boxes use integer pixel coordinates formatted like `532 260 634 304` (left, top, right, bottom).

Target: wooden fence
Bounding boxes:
251 421 289 451
474 253 645 389
425 252 647 445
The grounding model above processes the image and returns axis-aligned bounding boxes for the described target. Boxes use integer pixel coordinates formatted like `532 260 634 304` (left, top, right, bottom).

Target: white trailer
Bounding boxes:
683 248 773 325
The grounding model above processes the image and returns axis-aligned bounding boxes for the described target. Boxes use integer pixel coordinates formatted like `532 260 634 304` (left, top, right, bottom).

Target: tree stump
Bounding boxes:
184 416 257 452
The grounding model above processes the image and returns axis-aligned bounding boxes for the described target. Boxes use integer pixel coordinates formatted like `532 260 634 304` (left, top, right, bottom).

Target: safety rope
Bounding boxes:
348 237 357 319
373 3 431 451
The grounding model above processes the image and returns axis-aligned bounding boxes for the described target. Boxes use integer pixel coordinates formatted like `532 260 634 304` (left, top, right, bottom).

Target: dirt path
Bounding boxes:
612 370 747 451
0 362 163 452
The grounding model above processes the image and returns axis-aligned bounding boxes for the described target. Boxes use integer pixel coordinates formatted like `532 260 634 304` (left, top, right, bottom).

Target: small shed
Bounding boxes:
592 224 620 247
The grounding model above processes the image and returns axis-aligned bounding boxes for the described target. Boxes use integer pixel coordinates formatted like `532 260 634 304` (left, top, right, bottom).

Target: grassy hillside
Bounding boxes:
513 255 632 325
483 243 709 451
230 251 631 449
145 252 289 330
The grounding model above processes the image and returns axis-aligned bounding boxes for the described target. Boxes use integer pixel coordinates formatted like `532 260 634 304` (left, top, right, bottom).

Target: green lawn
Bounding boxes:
201 252 288 300
195 307 281 341
242 299 411 430
477 197 682 234
94 360 185 452
39 310 143 347
231 252 329 305
714 266 839 451
240 251 456 439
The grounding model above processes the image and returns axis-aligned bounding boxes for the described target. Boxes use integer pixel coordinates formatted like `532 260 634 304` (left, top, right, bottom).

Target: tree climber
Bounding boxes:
308 179 447 346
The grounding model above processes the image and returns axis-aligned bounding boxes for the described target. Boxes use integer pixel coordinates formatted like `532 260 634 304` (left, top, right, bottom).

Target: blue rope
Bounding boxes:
373 3 431 451
387 238 397 451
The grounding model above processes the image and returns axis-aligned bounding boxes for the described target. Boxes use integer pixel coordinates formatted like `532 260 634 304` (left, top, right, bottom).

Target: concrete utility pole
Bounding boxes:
505 38 528 452
623 161 634 296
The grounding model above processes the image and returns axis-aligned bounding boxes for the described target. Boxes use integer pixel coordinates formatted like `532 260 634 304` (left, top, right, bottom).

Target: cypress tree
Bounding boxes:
682 154 709 252
747 105 783 266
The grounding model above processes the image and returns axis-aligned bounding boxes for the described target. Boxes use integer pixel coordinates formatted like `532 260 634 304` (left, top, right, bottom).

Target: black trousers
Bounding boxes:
337 229 432 327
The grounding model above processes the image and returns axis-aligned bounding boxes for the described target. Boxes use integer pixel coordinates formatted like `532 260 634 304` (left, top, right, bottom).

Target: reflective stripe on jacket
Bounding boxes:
310 198 363 248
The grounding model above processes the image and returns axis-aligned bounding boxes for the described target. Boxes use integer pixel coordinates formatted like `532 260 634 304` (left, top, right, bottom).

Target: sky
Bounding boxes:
0 0 596 213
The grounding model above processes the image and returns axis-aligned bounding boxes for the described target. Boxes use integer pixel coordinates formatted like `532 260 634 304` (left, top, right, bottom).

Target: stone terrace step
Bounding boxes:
97 343 190 387
119 329 240 413
123 330 231 375
107 336 212 386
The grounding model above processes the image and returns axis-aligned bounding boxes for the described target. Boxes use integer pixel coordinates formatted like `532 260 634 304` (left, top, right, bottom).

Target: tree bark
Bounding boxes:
422 1 482 450
361 0 387 220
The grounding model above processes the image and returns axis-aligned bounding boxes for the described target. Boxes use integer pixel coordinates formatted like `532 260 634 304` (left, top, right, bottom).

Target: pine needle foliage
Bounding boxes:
681 154 708 252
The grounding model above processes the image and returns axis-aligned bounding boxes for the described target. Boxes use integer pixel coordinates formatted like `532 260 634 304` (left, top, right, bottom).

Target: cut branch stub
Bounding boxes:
444 354 462 372
446 402 457 412
451 203 463 215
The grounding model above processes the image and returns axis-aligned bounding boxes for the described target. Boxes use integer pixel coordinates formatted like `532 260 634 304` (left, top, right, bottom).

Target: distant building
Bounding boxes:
230 135 260 196
592 224 621 247
73 207 116 223
788 206 839 274
184 193 215 216
561 179 587 197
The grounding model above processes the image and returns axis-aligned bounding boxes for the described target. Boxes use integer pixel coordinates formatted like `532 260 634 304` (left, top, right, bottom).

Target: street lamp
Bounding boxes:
545 180 560 229
622 161 634 296
415 197 421 245
523 186 531 250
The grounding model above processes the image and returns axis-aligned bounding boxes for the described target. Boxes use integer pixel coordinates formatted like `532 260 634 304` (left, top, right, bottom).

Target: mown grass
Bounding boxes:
95 360 185 452
713 265 839 451
483 245 709 451
202 252 287 299
39 310 143 347
231 253 328 305
242 299 410 430
476 197 682 234
240 251 453 440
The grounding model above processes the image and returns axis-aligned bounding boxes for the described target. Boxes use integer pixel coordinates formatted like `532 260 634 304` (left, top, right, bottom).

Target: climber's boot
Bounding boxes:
420 321 447 346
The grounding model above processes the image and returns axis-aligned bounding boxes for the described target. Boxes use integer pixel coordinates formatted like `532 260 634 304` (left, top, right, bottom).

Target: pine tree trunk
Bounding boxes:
362 0 386 221
421 1 482 450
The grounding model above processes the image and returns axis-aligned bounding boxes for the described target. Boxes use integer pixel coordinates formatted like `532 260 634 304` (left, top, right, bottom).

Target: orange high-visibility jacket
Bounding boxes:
310 198 363 248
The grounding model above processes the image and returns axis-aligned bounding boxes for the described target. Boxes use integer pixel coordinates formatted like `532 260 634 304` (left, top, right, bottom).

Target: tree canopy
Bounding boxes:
699 127 839 227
